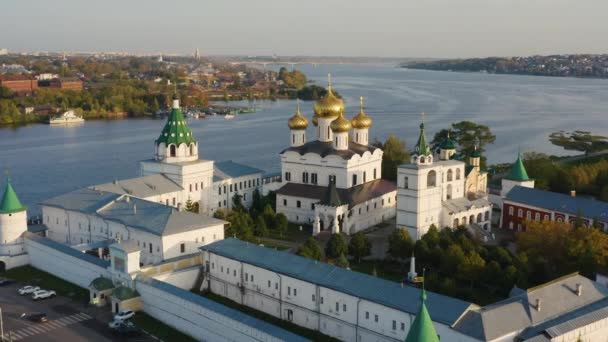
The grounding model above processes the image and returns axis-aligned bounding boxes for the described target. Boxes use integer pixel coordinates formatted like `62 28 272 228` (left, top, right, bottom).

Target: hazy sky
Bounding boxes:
2 0 607 58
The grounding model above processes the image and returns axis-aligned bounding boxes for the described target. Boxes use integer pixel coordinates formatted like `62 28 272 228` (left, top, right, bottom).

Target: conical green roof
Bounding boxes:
0 178 26 214
405 289 440 342
415 122 431 156
155 95 197 147
506 154 530 181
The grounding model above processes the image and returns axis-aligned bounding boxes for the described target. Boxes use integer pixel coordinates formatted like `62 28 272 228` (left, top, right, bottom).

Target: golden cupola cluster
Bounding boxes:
351 96 372 129
287 100 308 130
312 74 344 125
330 112 352 133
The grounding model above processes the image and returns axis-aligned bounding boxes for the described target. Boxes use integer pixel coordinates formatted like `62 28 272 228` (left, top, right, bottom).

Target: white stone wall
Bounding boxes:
25 236 110 288
161 224 224 260
281 149 383 190
0 210 27 244
211 173 262 213
136 279 298 342
152 266 199 290
202 249 472 342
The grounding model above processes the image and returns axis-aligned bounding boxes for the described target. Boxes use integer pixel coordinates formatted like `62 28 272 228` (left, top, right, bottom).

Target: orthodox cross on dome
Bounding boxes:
360 96 364 111
327 73 332 92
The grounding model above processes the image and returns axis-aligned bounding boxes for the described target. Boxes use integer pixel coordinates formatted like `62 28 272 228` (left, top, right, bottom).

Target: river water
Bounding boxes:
2 64 608 213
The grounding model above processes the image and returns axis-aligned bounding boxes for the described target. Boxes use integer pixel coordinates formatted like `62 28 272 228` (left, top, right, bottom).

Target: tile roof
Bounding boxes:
91 174 183 198
276 179 396 209
214 160 264 181
281 140 378 160
41 188 225 236
136 275 311 342
24 232 110 268
200 239 474 326
505 186 608 219
442 197 492 214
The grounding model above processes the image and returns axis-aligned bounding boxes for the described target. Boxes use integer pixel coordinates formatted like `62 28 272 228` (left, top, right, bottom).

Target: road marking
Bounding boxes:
29 325 47 334
56 317 70 325
75 313 92 320
10 312 95 340
11 332 24 340
47 321 62 329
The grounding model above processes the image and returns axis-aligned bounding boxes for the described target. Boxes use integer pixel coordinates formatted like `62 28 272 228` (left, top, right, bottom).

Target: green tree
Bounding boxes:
336 253 350 268
251 188 263 213
0 86 13 99
227 210 255 241
373 135 410 181
348 232 372 262
232 193 244 212
275 213 288 237
387 229 414 260
262 204 277 229
431 121 496 167
325 233 348 259
184 198 194 212
254 216 269 237
297 237 324 260
213 208 226 220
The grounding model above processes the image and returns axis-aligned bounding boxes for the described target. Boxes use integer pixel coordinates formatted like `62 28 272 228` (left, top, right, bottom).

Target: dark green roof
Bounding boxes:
0 178 26 214
90 277 114 291
113 286 139 300
405 289 440 342
439 133 457 150
155 101 196 147
321 181 343 207
415 122 431 156
506 154 530 181
471 149 481 158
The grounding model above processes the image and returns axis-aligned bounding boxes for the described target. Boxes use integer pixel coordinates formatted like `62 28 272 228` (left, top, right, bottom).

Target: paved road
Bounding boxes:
0 283 153 342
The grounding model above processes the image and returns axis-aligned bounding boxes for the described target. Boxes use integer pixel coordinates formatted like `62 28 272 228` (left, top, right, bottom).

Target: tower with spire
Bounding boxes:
405 283 440 342
0 176 29 271
500 153 535 199
140 93 215 214
397 115 493 240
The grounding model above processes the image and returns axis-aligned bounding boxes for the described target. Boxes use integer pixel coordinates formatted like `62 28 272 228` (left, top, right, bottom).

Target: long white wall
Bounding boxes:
136 277 307 342
24 236 110 288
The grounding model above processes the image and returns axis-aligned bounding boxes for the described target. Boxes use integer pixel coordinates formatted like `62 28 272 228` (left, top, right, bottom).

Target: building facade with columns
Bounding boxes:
397 123 492 240
276 83 397 235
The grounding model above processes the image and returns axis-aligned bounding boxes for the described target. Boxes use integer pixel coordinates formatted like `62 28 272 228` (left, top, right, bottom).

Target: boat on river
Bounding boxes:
47 110 85 124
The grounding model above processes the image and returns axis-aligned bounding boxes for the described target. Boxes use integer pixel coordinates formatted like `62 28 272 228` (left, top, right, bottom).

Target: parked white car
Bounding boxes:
18 286 40 295
113 310 135 322
31 290 56 300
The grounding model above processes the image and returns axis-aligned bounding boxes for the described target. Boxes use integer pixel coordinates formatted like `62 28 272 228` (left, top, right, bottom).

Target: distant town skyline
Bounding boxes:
2 0 608 58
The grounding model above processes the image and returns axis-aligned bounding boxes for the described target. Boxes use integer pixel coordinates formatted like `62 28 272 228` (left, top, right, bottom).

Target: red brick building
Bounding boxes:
49 77 83 90
0 74 38 93
502 186 607 232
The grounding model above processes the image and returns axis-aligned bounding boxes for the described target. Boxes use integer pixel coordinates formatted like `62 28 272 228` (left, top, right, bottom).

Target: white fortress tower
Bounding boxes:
397 119 443 239
0 177 29 271
140 94 214 213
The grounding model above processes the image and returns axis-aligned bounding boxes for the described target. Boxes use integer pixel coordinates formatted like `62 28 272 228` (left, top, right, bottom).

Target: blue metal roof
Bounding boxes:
24 232 110 268
200 239 473 325
214 160 264 180
505 186 608 220
136 275 310 342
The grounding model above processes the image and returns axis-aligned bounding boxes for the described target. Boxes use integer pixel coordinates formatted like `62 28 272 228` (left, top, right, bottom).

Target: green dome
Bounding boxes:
0 178 26 214
506 154 530 181
155 98 197 147
440 138 457 150
90 277 114 291
405 289 440 342
471 150 481 158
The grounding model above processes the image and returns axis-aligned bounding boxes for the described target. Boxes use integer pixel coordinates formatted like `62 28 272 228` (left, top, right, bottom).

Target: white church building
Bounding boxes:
276 80 397 235
397 121 492 240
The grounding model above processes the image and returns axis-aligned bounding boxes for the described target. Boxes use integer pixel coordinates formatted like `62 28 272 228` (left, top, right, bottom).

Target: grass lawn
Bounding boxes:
200 291 340 342
132 312 197 342
267 223 312 242
1 265 89 302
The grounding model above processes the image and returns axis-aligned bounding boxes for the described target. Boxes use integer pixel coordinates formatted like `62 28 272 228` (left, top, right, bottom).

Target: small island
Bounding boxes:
402 54 608 79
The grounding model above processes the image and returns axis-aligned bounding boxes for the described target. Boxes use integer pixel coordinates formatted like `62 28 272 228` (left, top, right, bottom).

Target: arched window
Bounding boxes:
557 217 563 222
477 213 482 222
403 177 409 189
420 156 426 163
453 218 459 227
526 211 532 219
485 211 490 220
169 144 176 157
518 209 523 218
427 170 436 187
456 168 461 180
446 184 453 200
535 213 541 221
462 217 467 225
447 169 453 182
509 206 514 215
470 215 475 224
544 214 550 221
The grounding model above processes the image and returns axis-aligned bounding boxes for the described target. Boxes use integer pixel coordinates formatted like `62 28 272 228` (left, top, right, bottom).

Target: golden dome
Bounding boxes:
351 96 372 129
313 74 344 118
330 112 352 133
287 101 308 130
